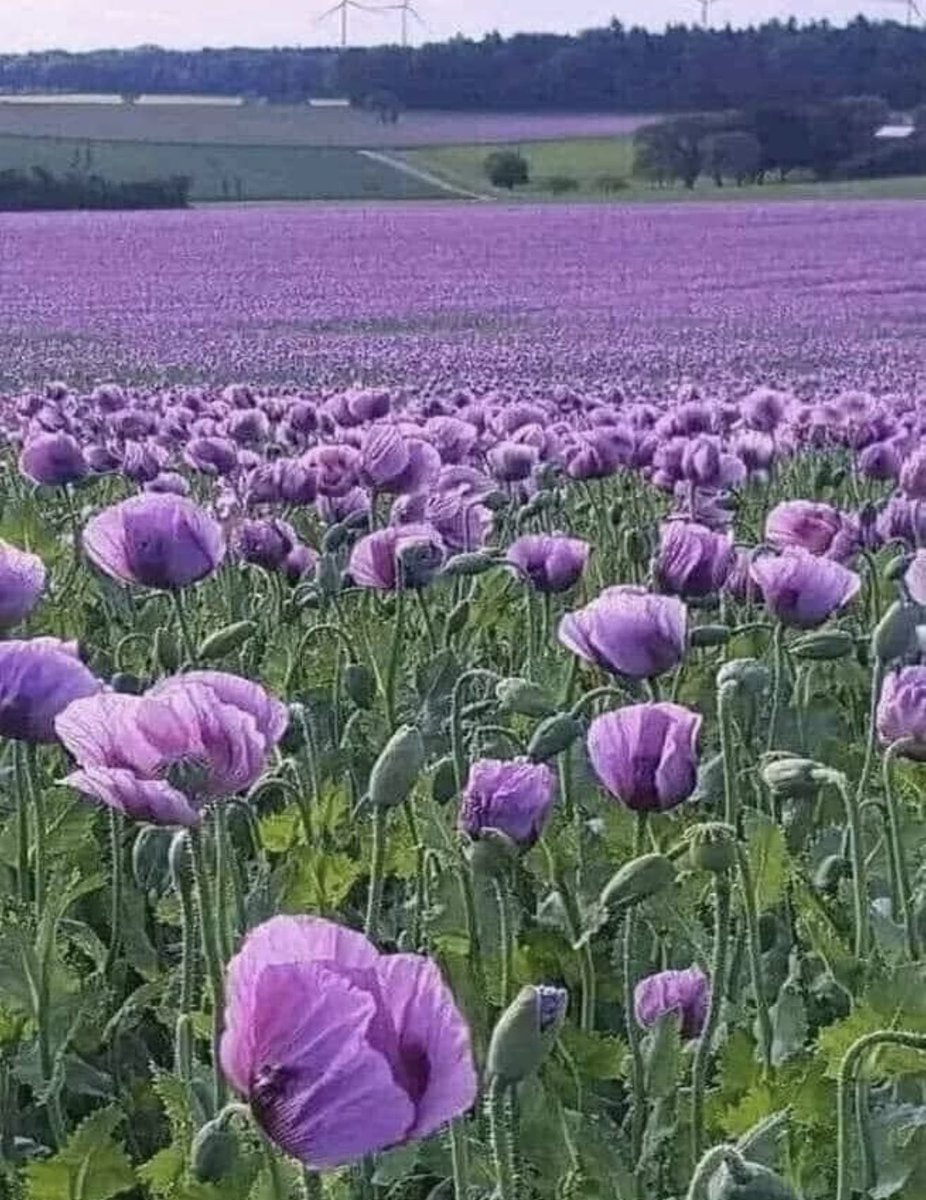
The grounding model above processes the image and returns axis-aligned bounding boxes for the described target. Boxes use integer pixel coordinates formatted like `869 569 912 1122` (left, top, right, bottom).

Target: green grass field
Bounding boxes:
0 135 445 201
407 137 926 203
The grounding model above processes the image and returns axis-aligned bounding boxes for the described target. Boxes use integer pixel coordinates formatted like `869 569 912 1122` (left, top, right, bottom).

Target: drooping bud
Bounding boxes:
111 671 144 695
527 713 584 762
717 658 771 697
397 539 443 590
315 553 342 598
790 628 855 662
343 662 376 710
191 1116 238 1184
197 620 257 662
486 984 568 1086
431 755 457 805
814 854 850 894
496 677 558 719
708 1157 801 1200
368 725 425 810
690 624 731 649
441 551 498 578
599 853 676 911
760 756 838 800
872 600 922 664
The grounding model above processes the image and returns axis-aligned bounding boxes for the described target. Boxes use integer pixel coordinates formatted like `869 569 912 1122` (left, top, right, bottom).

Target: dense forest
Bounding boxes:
2 18 926 112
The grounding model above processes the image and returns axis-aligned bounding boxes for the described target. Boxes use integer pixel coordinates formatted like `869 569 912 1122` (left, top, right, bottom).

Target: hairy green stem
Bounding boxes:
487 1078 517 1200
449 1117 471 1200
365 806 388 942
832 775 869 959
190 824 227 1110
881 742 920 959
493 875 514 1009
103 809 124 978
691 876 732 1163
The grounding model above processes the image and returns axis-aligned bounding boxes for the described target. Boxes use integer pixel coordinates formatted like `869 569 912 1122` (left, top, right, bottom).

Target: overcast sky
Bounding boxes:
4 0 908 53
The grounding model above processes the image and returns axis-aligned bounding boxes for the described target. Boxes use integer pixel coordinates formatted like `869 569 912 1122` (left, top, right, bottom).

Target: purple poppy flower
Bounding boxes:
877 497 926 549
235 518 298 572
19 433 88 487
0 541 46 630
877 667 926 757
506 534 590 594
82 494 226 590
184 436 239 477
488 442 538 483
750 550 860 629
858 441 901 483
85 444 121 474
459 758 556 846
145 472 191 497
558 587 688 679
724 548 760 605
317 486 370 526
900 450 926 500
587 702 701 813
122 441 164 485
765 500 858 562
283 544 318 583
731 430 775 477
306 444 362 497
361 426 441 495
654 522 733 598
348 524 445 591
55 671 287 825
227 409 270 447
905 551 926 605
742 388 788 433
220 915 477 1167
424 416 478 464
392 492 493 553
0 638 102 743
634 967 709 1038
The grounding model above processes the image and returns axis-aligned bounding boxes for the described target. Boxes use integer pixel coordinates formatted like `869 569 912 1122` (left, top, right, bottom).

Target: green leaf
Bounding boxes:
746 814 788 912
769 982 808 1066
138 1145 186 1197
279 847 363 913
26 1105 134 1200
558 1027 626 1082
259 807 302 854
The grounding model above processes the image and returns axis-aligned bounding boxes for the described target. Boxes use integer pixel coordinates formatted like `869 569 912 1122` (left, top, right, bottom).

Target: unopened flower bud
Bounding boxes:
316 553 342 598
599 853 676 910
191 1116 238 1184
441 551 497 578
688 823 737 873
496 677 558 719
709 1157 800 1200
343 662 376 710
431 755 457 805
872 600 922 664
527 713 584 762
486 984 568 1086
760 756 829 800
717 658 771 697
197 620 257 661
814 854 850 893
690 624 731 649
111 671 144 695
368 725 425 809
790 628 854 662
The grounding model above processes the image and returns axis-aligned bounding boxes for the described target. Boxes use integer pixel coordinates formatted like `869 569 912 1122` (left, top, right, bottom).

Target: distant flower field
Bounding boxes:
2 199 925 393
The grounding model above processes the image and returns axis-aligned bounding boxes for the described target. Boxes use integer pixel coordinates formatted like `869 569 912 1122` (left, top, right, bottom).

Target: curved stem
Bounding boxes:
493 875 513 1010
717 684 738 830
364 807 388 942
487 1078 517 1200
836 1031 926 1200
170 588 197 665
103 809 124 978
882 742 919 960
623 910 645 1197
685 1145 742 1200
26 746 47 924
734 847 772 1075
765 622 786 754
383 584 406 730
691 877 732 1164
832 775 869 959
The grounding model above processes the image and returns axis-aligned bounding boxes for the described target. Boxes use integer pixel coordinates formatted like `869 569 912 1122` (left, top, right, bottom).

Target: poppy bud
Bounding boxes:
496 677 558 719
321 521 351 553
316 553 342 598
198 621 257 662
343 662 376 710
710 1158 800 1200
154 626 181 674
872 600 922 664
790 629 854 661
368 725 425 810
884 553 911 583
111 671 144 695
690 624 731 648
191 1116 238 1184
486 984 568 1086
760 756 833 800
599 853 676 910
717 658 771 697
441 551 497 578
431 755 457 805
527 713 584 762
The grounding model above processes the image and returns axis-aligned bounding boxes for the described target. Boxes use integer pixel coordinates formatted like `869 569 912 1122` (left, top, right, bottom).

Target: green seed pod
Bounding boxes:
368 725 425 810
688 823 737 874
132 825 173 893
708 1159 800 1200
872 600 922 664
496 677 558 719
111 671 143 695
527 713 584 762
690 624 731 649
191 1118 238 1184
486 984 568 1086
441 551 498 578
444 599 470 638
599 853 676 910
790 628 855 662
431 755 458 805
760 756 825 800
153 626 181 674
814 853 850 893
197 620 257 662
344 662 376 710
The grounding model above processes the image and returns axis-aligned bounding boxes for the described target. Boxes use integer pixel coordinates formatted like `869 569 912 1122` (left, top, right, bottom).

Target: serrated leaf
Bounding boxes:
26 1105 134 1200
746 814 788 912
138 1144 186 1196
558 1027 626 1082
278 847 363 913
259 808 302 854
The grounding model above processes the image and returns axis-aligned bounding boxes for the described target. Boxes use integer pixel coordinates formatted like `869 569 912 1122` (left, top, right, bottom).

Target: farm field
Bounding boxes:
1 193 926 1200
407 137 926 202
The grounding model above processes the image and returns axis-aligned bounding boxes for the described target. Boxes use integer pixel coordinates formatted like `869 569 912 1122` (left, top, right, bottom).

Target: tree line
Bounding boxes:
634 98 926 188
1 18 926 112
0 166 190 210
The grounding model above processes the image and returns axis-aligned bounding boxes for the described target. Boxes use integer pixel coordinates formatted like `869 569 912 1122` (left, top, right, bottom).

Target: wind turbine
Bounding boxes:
873 0 925 23
380 0 427 46
315 0 381 48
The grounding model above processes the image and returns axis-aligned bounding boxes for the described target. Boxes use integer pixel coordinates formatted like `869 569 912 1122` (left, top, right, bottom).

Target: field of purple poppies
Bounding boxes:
0 197 925 1200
